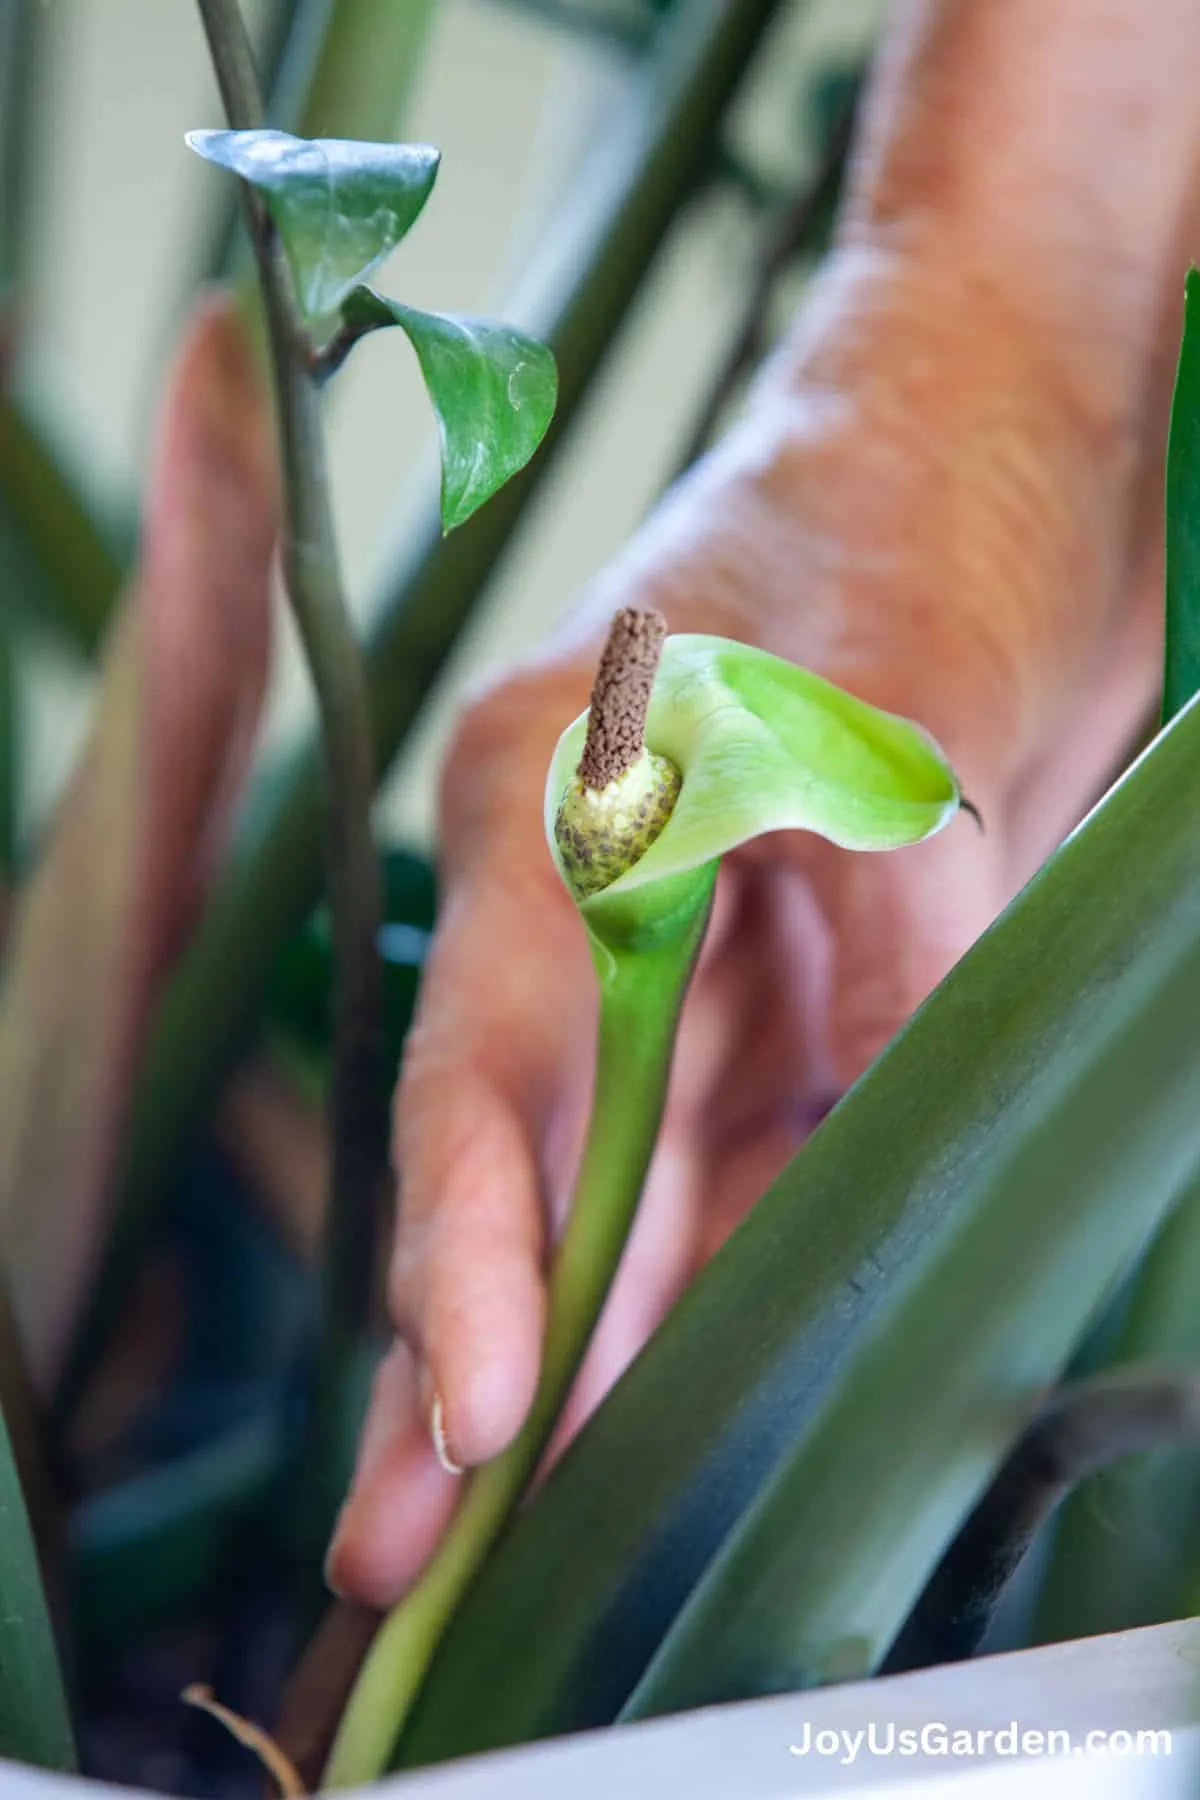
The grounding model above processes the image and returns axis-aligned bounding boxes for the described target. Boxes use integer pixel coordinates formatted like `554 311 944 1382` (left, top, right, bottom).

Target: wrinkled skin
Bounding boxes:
328 0 1200 1602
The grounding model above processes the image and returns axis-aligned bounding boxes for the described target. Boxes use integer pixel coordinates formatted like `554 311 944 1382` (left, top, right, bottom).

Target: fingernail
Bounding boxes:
430 1394 463 1476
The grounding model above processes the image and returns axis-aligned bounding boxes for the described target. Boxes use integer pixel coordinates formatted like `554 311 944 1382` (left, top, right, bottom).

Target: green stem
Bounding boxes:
295 0 438 144
197 0 313 284
0 609 16 874
195 0 388 1525
886 1370 1200 1673
324 868 717 1788
0 0 37 343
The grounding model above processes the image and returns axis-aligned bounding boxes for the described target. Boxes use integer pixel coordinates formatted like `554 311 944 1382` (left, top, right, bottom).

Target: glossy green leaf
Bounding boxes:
397 689 1200 1763
1164 268 1200 723
0 1402 74 1769
341 288 558 529
185 130 439 319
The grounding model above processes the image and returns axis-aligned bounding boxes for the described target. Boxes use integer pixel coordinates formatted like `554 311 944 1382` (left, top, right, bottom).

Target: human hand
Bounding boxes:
326 216 1166 1602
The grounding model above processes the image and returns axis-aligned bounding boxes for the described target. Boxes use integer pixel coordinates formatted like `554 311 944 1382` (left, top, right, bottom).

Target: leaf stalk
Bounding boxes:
195 0 388 1534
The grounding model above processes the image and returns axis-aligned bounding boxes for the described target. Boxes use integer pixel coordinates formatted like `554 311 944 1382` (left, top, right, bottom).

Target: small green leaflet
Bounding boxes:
1164 267 1200 723
342 288 558 531
186 130 439 320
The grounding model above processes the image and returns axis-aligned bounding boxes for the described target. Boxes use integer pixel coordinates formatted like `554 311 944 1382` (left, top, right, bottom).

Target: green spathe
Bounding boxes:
545 634 961 900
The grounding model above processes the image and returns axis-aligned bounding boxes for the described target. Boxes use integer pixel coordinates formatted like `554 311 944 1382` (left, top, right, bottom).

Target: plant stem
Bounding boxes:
1031 1171 1200 1643
63 0 785 1414
324 875 716 1788
885 1370 1200 1673
195 0 388 1528
196 0 313 285
0 0 40 353
0 609 16 874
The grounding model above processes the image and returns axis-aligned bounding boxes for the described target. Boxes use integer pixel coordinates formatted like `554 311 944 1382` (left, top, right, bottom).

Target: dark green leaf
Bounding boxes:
69 1418 283 1656
0 393 128 658
0 1401 74 1769
0 612 16 875
396 691 1200 1763
1032 1171 1200 1644
185 129 439 319
1164 268 1200 722
341 288 558 529
1032 276 1200 1637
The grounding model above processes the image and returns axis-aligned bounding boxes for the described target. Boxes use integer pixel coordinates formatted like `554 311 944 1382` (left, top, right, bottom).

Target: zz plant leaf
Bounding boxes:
185 129 439 318
339 288 558 530
187 129 558 531
0 1395 75 1771
325 610 964 1788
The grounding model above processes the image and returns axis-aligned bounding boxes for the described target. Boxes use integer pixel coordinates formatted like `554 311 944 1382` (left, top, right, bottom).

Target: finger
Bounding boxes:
389 862 593 1471
325 1341 459 1608
803 810 1011 1088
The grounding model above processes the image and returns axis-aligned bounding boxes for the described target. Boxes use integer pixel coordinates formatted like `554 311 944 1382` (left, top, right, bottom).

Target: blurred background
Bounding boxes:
0 1 889 1790
13 0 882 840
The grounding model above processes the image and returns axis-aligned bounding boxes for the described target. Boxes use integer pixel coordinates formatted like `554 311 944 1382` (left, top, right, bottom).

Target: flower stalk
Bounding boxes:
324 613 716 1787
326 612 965 1784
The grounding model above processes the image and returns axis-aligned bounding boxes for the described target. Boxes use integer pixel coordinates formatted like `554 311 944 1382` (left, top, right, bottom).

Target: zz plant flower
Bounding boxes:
326 607 965 1787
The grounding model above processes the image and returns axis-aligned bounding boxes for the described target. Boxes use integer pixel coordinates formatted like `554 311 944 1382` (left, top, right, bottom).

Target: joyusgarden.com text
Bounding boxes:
788 1722 1173 1765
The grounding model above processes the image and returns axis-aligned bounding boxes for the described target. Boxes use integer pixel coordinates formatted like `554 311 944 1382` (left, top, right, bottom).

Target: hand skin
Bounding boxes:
327 0 1200 1605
